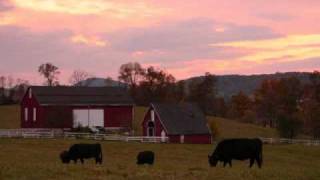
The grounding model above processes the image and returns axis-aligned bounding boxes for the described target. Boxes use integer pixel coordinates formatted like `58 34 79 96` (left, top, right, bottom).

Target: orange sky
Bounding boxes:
0 0 319 84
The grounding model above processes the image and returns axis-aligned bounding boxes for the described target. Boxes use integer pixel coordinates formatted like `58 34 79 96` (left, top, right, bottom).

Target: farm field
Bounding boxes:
0 138 320 180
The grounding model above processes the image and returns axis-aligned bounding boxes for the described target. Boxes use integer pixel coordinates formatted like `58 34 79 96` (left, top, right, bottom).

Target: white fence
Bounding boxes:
259 137 320 146
0 129 169 143
1 129 320 145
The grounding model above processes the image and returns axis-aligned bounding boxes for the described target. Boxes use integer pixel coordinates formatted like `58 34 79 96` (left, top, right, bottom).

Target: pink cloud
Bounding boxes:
0 0 319 84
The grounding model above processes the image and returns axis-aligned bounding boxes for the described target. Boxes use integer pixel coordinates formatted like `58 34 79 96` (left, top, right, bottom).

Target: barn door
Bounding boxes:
73 110 89 128
89 109 104 127
73 109 104 128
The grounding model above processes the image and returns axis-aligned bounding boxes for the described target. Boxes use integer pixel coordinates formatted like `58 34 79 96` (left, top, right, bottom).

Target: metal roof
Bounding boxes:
30 86 134 106
151 103 210 135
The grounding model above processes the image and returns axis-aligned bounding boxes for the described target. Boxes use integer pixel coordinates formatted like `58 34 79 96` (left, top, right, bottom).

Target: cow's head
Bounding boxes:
208 154 219 167
60 151 70 164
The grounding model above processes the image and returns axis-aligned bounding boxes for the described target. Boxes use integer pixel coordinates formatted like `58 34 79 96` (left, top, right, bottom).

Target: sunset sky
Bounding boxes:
0 0 319 84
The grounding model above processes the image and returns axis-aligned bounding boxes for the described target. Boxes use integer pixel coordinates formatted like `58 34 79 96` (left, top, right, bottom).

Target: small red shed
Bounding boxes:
21 86 134 130
142 103 212 144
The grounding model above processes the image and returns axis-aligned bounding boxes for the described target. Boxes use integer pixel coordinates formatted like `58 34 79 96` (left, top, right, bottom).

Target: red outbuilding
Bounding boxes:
142 103 212 144
21 86 134 130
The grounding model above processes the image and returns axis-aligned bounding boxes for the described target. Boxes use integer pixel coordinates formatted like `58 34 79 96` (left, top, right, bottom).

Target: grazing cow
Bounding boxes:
208 138 263 168
137 151 155 165
60 143 103 164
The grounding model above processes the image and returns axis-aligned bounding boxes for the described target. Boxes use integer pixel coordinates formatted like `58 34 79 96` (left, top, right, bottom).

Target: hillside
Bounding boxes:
186 72 311 99
75 77 126 87
75 72 312 99
208 117 278 139
0 105 278 138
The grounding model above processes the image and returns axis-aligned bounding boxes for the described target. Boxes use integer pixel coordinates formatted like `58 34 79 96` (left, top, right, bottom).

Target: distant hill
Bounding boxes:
185 72 312 99
75 77 126 87
76 72 312 99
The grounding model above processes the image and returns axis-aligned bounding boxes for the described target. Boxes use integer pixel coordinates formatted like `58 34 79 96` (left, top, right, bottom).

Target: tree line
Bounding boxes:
118 62 320 139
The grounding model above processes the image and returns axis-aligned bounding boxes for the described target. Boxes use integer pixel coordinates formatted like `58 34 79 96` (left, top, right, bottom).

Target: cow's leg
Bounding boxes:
95 157 101 164
249 158 254 168
228 160 232 167
73 159 77 164
80 158 84 164
223 161 227 167
256 157 262 168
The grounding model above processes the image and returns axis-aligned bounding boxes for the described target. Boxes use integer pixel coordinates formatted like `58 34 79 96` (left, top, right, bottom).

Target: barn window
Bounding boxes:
151 110 155 122
28 88 32 99
33 108 37 122
24 108 28 121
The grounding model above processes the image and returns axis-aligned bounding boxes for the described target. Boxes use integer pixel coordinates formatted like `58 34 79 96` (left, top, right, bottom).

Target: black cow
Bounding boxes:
208 138 263 168
60 143 103 164
137 151 155 165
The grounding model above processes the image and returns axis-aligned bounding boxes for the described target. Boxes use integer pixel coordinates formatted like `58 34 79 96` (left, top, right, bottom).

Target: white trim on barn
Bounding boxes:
151 110 155 122
161 130 166 142
150 104 169 134
33 108 37 122
24 108 28 121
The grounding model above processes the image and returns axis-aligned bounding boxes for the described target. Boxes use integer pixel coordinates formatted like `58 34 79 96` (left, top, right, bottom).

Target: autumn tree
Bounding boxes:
228 91 254 122
0 76 6 88
118 62 145 88
254 79 280 127
255 77 303 138
188 72 217 115
174 80 187 103
136 66 176 105
69 70 91 86
38 63 60 86
212 97 227 117
276 112 302 139
300 71 320 138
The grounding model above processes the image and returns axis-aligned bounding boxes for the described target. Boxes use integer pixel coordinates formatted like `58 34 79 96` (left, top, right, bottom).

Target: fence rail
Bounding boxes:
259 137 320 146
0 129 320 145
0 129 168 143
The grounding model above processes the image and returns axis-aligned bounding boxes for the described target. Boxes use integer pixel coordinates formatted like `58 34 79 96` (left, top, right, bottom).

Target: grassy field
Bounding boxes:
208 117 278 139
0 106 318 179
0 138 319 180
0 105 20 129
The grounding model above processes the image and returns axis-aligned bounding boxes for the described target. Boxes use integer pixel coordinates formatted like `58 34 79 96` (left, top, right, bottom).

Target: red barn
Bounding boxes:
142 103 212 144
21 86 134 130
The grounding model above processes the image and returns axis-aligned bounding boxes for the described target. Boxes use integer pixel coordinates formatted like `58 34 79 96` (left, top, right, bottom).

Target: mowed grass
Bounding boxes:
0 139 320 180
0 105 20 129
